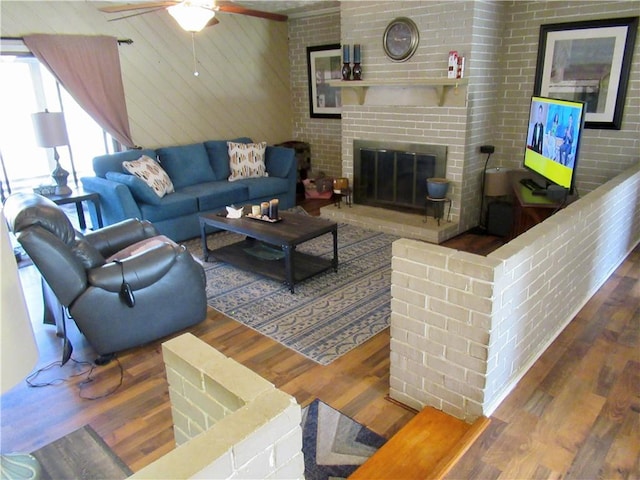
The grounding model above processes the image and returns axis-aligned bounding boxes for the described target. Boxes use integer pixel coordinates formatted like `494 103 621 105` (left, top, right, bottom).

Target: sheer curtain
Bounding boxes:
23 34 136 148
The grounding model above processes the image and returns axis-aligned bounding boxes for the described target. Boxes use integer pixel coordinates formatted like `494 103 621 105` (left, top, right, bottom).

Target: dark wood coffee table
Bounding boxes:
199 211 338 293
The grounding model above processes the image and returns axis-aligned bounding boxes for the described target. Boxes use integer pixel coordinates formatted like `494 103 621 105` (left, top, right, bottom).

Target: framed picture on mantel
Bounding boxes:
533 17 638 130
307 44 342 119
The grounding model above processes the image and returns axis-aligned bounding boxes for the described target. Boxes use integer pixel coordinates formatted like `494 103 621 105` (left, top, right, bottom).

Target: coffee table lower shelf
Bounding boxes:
208 239 335 292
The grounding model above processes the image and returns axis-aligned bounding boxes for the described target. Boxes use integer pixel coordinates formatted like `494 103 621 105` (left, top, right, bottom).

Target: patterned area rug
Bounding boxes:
302 399 387 480
190 221 398 365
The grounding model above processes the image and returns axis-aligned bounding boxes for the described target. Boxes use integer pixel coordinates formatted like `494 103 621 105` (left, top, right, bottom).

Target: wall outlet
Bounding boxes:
480 145 495 154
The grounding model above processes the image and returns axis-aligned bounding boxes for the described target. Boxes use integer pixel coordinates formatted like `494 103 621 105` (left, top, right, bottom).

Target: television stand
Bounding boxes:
509 171 574 239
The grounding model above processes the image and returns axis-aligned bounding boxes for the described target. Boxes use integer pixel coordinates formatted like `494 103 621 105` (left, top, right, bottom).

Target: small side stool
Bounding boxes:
333 178 352 208
425 196 451 225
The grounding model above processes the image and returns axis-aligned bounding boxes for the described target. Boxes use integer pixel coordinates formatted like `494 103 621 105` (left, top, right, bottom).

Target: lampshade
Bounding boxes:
31 111 68 148
1 212 39 394
484 167 510 197
168 1 215 32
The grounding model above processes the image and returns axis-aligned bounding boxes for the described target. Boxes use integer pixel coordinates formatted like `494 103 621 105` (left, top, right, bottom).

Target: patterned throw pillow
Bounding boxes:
227 141 268 182
122 155 174 197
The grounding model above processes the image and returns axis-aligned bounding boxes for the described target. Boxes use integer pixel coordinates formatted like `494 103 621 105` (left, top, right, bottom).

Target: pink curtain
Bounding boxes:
24 34 136 148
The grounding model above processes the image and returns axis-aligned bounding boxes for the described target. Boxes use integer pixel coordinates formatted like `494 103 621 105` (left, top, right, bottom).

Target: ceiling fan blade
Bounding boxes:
107 6 168 22
205 17 220 28
99 2 177 13
215 2 288 22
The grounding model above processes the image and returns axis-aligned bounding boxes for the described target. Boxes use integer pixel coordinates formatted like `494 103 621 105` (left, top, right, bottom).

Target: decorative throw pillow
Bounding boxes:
227 141 268 182
122 155 174 197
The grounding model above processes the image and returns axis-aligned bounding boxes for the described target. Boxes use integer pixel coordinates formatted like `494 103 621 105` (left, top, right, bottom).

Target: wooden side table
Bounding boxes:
47 188 103 230
425 196 451 225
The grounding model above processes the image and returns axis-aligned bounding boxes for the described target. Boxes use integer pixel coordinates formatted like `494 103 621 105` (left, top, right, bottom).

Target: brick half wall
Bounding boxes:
390 163 640 421
130 333 304 479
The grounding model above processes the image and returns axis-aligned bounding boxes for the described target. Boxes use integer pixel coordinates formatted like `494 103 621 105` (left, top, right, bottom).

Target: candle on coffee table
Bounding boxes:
269 199 279 219
261 202 269 217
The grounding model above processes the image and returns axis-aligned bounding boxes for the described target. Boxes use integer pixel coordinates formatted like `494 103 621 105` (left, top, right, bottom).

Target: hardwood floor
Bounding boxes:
446 243 640 479
2 198 637 478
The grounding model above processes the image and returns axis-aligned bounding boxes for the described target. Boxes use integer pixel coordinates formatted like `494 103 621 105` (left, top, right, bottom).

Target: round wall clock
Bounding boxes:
383 17 420 62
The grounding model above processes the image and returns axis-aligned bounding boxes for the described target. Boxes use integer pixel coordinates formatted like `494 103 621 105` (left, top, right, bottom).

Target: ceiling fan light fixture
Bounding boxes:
168 1 215 32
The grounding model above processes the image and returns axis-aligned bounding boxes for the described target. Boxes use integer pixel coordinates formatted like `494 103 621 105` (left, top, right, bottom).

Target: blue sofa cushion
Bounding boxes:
232 177 289 199
204 137 252 180
265 146 295 178
156 143 216 189
138 192 198 223
93 149 157 178
178 181 249 211
105 171 162 205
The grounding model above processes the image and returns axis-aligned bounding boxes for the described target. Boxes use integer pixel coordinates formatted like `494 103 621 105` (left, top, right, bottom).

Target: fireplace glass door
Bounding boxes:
355 140 447 213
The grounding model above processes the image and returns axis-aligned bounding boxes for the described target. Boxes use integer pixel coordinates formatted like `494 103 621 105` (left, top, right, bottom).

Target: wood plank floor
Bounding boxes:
3 198 637 478
446 242 640 479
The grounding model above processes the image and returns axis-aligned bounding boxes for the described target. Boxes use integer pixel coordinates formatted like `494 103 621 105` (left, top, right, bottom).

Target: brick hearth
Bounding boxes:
320 203 459 244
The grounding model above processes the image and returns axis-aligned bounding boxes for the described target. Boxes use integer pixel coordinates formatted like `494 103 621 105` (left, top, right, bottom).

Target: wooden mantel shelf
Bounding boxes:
327 78 468 106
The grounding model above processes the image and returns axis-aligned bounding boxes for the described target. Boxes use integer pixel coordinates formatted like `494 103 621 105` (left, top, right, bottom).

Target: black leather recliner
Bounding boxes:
4 193 207 362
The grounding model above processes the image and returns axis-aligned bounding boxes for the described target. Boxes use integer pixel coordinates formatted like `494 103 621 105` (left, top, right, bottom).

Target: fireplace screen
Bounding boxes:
354 140 447 212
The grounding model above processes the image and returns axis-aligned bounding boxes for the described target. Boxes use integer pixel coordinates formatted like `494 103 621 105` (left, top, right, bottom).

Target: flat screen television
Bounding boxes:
524 95 586 194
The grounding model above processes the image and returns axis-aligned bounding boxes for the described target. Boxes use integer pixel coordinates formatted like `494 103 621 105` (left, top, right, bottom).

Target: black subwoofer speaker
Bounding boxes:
486 201 513 237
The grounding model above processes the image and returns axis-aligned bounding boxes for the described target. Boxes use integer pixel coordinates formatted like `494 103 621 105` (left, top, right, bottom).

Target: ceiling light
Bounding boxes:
168 1 215 32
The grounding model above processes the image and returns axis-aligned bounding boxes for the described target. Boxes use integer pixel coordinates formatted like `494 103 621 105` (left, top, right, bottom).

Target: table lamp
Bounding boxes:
484 167 510 197
1 213 41 478
31 110 71 196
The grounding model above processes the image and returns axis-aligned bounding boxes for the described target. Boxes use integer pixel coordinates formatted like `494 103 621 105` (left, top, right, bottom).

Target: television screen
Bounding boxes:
524 96 585 193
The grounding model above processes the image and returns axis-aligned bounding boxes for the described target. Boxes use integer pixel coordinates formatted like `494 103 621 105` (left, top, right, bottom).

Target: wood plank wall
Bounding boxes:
0 1 292 149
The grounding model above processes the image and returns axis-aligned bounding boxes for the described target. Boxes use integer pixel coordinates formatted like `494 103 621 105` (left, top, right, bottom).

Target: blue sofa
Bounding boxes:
81 138 296 241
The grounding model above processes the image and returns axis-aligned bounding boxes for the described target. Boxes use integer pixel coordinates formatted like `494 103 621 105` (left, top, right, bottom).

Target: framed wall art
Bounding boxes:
307 44 342 119
533 17 638 130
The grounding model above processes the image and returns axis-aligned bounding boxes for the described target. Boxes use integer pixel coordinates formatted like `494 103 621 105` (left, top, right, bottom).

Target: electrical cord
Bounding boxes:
25 355 124 400
79 356 124 400
26 358 93 387
477 152 492 229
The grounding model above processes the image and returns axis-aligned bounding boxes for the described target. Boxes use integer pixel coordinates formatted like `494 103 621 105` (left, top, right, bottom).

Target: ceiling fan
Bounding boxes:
99 1 288 32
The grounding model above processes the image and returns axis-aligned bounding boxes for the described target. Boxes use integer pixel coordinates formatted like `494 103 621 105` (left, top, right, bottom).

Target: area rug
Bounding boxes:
302 399 387 480
30 425 131 479
194 222 398 365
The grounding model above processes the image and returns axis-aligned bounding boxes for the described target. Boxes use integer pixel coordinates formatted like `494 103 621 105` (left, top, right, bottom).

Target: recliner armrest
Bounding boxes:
87 243 180 291
85 219 158 258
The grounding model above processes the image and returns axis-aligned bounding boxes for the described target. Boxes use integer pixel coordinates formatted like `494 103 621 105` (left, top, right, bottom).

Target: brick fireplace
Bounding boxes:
354 139 447 214
322 135 458 245
322 138 457 246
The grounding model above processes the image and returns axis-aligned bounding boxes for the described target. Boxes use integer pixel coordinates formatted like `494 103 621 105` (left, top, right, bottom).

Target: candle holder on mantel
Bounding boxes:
352 63 362 80
342 44 351 81
341 62 352 81
352 44 362 80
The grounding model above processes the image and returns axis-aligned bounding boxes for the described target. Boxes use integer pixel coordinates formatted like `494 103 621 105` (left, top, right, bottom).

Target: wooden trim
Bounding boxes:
430 416 491 479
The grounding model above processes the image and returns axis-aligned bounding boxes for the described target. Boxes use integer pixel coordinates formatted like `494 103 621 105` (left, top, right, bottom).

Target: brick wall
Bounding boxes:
390 163 640 421
462 1 504 231
309 1 638 233
129 333 303 479
494 1 640 194
339 1 476 228
289 10 343 178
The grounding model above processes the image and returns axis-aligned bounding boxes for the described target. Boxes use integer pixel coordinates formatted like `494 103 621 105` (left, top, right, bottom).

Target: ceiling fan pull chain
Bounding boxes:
191 32 199 77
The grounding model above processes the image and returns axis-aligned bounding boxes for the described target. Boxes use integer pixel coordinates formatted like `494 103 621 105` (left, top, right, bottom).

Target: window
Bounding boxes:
0 55 117 192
